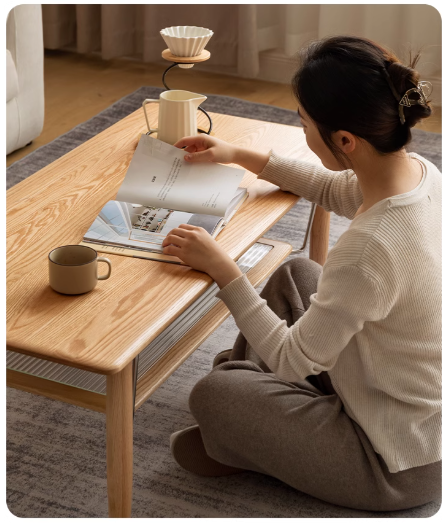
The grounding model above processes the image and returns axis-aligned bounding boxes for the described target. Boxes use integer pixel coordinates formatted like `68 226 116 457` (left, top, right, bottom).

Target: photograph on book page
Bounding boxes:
83 200 222 254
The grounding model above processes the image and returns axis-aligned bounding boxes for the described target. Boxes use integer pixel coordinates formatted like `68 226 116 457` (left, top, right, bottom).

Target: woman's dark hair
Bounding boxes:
291 36 432 167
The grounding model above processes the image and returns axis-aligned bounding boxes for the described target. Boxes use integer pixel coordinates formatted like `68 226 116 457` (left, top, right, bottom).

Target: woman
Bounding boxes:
161 36 441 511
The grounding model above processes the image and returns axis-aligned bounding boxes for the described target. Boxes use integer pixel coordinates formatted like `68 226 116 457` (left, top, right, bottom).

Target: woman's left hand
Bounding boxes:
162 224 243 288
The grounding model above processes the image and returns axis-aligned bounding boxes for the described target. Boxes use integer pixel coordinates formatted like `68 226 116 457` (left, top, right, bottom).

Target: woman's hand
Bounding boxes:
174 135 239 164
174 134 272 175
162 224 243 289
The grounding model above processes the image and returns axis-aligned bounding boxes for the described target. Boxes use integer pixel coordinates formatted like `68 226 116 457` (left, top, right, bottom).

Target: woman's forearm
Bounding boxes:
234 147 271 175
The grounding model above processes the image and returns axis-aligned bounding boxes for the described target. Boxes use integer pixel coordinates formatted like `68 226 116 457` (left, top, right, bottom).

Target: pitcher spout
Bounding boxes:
189 92 207 107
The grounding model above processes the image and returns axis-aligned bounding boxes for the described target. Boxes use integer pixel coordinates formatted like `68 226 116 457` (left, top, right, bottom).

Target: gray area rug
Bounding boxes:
7 87 441 518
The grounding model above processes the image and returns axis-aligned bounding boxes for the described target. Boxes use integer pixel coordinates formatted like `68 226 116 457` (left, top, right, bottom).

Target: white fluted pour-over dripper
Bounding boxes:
160 26 213 57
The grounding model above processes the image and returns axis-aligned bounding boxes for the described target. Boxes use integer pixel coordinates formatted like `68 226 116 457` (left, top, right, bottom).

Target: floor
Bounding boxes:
6 49 441 167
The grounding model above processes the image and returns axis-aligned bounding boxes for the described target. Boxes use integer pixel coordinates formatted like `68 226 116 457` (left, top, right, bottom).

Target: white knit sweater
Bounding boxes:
216 150 441 473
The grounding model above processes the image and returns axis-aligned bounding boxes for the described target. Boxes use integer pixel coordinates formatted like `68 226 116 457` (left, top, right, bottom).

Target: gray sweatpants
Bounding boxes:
189 257 441 511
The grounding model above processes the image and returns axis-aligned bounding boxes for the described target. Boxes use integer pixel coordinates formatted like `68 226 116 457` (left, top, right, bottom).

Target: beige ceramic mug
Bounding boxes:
48 245 112 295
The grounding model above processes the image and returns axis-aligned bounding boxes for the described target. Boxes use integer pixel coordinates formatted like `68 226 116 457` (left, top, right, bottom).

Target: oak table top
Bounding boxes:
7 107 321 375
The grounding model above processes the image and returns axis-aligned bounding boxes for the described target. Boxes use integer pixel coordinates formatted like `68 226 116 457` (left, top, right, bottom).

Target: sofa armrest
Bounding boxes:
6 50 19 103
6 4 45 154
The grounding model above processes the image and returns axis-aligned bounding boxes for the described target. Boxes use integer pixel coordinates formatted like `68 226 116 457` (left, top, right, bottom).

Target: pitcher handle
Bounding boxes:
198 106 213 136
142 99 160 134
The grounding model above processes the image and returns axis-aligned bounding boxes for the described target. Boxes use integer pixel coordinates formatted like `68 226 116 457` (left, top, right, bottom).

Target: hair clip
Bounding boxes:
397 81 432 124
399 81 433 108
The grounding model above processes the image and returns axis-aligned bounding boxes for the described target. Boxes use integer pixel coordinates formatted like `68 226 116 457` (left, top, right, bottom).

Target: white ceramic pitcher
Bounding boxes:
142 90 207 145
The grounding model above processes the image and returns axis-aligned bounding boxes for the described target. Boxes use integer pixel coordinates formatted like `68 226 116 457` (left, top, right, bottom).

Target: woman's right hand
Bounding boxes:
174 135 238 164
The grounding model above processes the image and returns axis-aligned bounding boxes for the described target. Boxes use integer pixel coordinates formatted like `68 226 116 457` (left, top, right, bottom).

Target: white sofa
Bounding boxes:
6 4 45 155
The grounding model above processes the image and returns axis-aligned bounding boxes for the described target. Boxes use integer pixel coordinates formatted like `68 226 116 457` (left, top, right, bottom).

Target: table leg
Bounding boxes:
309 205 330 266
106 362 133 518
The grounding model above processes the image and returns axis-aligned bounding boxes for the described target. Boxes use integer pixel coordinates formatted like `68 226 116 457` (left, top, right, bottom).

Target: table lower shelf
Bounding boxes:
7 237 292 412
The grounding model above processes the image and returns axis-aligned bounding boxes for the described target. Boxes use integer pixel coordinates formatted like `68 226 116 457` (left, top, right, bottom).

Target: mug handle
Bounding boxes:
97 257 112 280
142 99 160 134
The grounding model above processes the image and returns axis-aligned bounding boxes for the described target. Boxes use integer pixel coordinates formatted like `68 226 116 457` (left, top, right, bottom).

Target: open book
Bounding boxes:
81 134 248 264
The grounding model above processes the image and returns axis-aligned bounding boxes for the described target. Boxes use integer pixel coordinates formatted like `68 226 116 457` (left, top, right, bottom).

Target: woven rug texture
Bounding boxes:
6 87 441 518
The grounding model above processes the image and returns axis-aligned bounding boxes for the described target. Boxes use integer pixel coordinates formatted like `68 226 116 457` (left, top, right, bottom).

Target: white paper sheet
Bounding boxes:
115 134 244 217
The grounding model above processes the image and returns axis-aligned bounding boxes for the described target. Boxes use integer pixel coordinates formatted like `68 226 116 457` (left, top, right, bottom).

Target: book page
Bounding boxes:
115 134 244 216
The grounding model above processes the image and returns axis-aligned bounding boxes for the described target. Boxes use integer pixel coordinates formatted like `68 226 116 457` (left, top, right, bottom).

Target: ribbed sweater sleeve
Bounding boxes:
214 153 441 473
257 150 364 220
215 264 388 382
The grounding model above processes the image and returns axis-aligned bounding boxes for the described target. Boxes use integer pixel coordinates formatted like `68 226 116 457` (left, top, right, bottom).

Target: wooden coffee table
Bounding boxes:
6 106 330 517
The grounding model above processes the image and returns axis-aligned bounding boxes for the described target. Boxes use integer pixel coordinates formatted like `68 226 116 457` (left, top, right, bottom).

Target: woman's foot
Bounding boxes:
170 424 246 477
212 349 232 369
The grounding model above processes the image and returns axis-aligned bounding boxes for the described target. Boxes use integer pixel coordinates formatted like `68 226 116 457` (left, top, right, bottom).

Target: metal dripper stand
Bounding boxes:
161 48 213 135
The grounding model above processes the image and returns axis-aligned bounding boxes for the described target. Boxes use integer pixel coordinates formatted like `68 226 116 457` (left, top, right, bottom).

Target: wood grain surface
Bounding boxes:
161 48 211 63
7 108 322 374
106 363 133 517
310 206 331 266
6 369 106 413
134 238 292 410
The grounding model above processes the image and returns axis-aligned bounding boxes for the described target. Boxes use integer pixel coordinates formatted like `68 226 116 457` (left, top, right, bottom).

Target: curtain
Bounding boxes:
42 4 441 84
257 4 441 82
42 4 258 76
